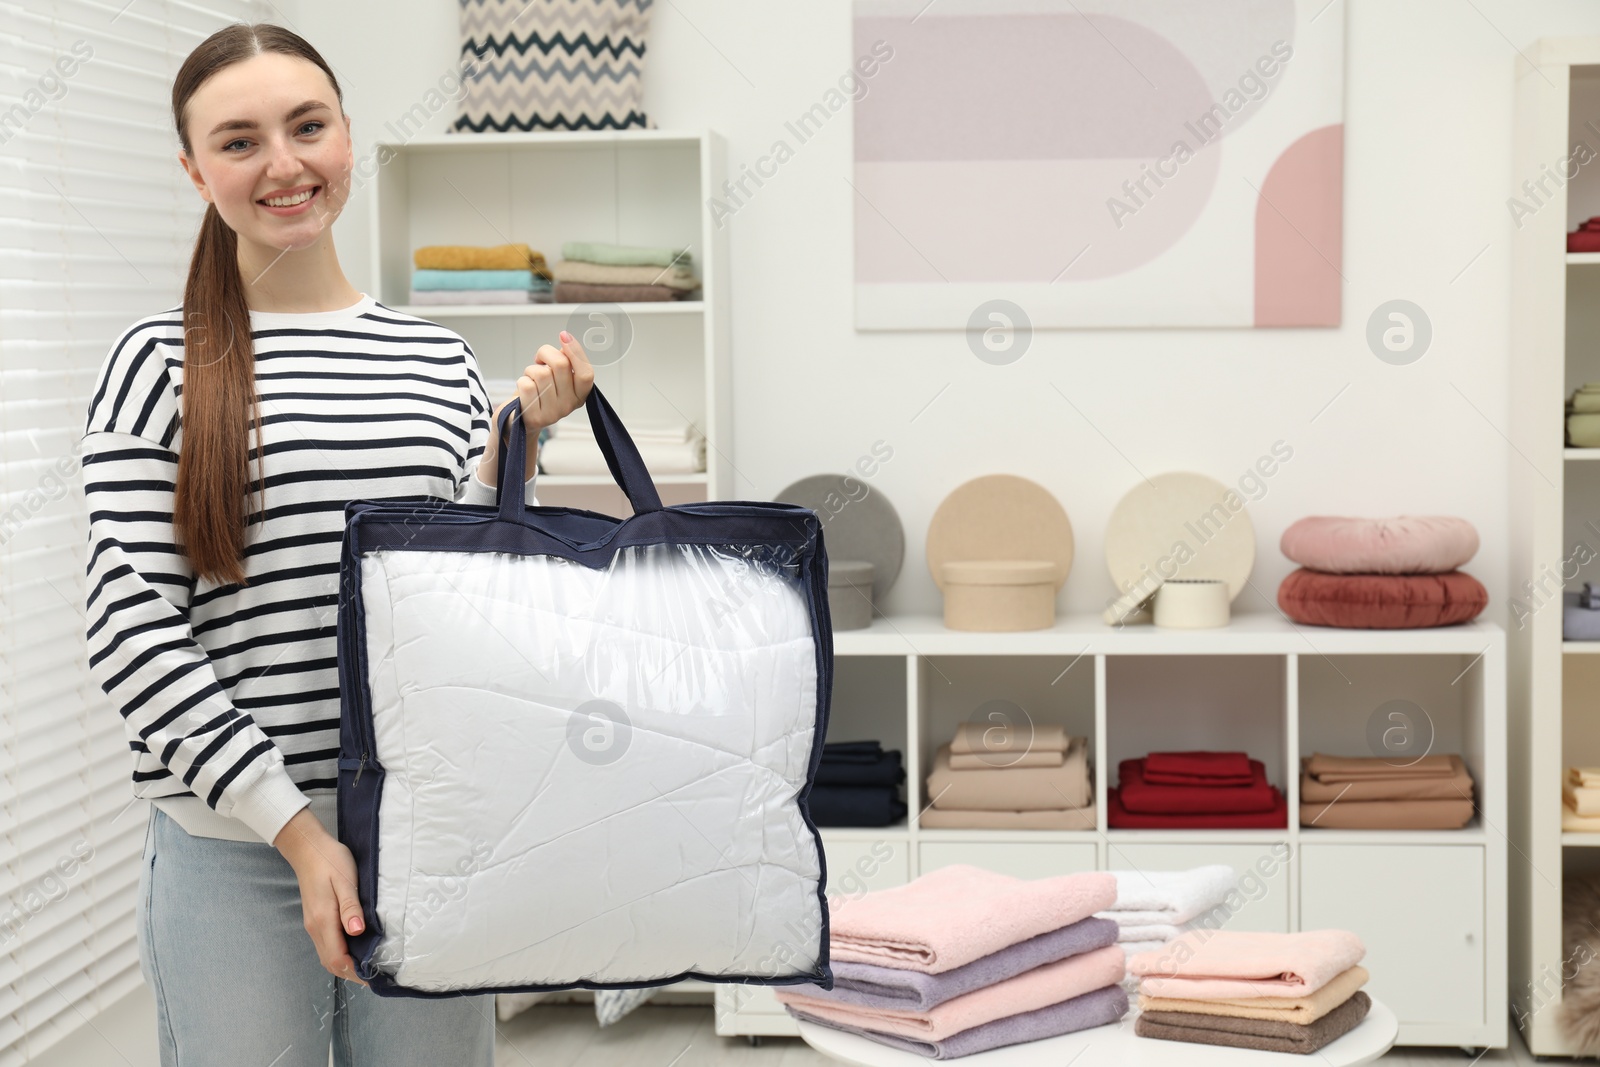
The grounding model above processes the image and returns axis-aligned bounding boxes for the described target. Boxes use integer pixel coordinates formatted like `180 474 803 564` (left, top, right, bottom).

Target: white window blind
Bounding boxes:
0 1 262 1062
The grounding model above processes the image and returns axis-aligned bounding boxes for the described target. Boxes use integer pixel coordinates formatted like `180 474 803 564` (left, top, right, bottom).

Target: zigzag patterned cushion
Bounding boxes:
455 0 653 132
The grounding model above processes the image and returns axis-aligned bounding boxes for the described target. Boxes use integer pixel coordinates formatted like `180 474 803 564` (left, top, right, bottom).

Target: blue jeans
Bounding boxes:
135 805 496 1067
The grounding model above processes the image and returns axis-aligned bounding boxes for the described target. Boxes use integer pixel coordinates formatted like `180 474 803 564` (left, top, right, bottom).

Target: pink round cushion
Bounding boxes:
1279 516 1478 574
1277 569 1488 629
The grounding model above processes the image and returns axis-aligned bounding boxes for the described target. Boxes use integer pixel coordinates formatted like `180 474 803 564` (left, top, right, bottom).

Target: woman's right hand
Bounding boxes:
274 807 370 986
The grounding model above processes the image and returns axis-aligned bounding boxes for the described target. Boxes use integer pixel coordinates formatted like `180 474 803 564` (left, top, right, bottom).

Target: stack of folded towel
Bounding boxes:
1571 217 1600 253
536 410 705 476
409 243 553 304
1564 767 1600 831
1109 751 1287 829
922 723 1094 830
550 240 701 302
1564 581 1600 641
810 740 907 828
1094 866 1237 960
1569 383 1600 447
1129 929 1371 1054
1299 753 1475 829
776 864 1128 1059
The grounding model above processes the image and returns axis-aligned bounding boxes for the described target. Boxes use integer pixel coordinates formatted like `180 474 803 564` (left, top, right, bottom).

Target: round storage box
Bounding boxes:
827 559 875 631
940 560 1057 632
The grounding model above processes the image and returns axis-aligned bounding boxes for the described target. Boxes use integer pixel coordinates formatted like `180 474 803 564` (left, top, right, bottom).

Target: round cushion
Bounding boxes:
1277 569 1488 629
1279 516 1478 574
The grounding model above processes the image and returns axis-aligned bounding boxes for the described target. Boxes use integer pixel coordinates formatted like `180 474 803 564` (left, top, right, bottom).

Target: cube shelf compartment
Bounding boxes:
715 612 1507 1050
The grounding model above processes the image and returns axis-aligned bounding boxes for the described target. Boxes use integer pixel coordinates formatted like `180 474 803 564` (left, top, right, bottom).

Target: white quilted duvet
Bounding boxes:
355 540 826 993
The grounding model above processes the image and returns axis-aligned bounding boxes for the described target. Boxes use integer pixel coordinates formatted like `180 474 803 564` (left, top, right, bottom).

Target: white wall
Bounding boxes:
270 0 1600 620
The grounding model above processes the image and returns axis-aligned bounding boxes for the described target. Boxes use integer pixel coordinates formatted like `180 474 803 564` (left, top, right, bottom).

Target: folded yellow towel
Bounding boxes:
414 243 551 275
1571 767 1600 788
1138 965 1368 1027
1564 799 1600 831
1566 782 1600 816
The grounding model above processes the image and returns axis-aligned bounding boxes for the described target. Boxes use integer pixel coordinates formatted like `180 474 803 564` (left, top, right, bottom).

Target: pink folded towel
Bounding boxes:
1128 929 1365 999
774 945 1125 1041
829 864 1117 974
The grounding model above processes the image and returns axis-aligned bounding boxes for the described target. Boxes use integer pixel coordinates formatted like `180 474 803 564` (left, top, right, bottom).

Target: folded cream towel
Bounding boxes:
1571 767 1600 788
1128 929 1365 999
1567 782 1600 816
828 864 1116 974
1564 799 1600 831
1304 753 1456 780
950 721 1068 757
950 749 1064 769
1137 965 1369 1027
773 945 1124 1041
550 259 700 290
1095 866 1236 927
1301 754 1472 801
918 805 1096 830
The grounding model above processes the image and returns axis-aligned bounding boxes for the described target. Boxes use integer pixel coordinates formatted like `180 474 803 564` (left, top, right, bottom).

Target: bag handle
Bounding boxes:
493 382 665 522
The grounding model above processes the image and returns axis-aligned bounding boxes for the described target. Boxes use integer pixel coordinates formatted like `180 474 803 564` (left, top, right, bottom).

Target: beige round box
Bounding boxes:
940 560 1057 631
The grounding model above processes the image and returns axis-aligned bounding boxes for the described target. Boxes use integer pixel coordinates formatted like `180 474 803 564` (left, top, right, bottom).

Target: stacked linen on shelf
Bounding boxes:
409 243 553 304
1094 866 1238 961
1564 767 1600 831
921 723 1095 830
1564 580 1600 641
1109 751 1287 829
776 865 1127 1059
1299 753 1475 829
536 410 705 476
1568 382 1600 447
811 740 907 828
1129 929 1371 1055
550 240 701 302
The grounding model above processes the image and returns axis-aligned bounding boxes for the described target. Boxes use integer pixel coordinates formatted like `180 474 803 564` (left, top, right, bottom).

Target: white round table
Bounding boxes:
795 999 1398 1066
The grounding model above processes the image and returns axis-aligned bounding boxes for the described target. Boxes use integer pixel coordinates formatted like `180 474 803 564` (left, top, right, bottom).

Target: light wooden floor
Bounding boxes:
28 983 1542 1066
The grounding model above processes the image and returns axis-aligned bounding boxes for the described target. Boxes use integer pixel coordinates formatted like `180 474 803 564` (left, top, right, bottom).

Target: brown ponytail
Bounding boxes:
169 23 343 586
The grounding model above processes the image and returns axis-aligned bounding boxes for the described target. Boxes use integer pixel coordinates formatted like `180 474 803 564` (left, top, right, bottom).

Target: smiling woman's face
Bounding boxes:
178 51 353 254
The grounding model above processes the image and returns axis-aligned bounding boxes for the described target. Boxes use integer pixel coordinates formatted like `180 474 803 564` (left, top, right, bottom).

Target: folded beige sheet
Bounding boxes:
1299 799 1474 829
950 721 1068 757
1304 753 1456 780
919 805 1097 830
1300 755 1473 802
1138 965 1369 1026
927 739 1090 811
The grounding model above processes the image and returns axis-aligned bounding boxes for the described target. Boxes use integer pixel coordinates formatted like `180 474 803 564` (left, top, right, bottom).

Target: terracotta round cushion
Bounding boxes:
1277 569 1488 629
1279 516 1478 574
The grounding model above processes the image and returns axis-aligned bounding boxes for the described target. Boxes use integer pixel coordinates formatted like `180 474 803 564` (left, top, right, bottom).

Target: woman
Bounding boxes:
80 22 590 1065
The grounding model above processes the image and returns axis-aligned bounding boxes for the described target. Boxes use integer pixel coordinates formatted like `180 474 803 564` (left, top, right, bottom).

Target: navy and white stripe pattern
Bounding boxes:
82 298 526 845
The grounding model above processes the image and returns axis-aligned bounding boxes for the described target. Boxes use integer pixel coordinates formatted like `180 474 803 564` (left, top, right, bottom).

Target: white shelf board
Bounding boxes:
831 613 1503 657
1568 252 1600 264
1563 832 1600 846
913 828 1099 844
391 301 704 319
1104 829 1293 844
1564 640 1600 652
374 129 709 152
818 822 910 840
536 473 706 488
1565 447 1600 458
1297 827 1487 845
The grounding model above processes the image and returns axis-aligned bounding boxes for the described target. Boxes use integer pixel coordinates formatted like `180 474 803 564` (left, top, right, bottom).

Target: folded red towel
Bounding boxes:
1143 751 1254 785
1118 759 1278 814
1108 786 1288 829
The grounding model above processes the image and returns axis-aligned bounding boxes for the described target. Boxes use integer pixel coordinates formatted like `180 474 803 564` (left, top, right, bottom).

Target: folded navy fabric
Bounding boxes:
823 740 890 764
799 916 1119 1012
808 785 906 827
816 750 904 787
790 983 1128 1059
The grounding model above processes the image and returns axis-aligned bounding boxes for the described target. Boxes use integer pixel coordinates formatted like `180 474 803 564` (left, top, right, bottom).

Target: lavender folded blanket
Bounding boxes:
799 916 1118 1012
790 984 1128 1060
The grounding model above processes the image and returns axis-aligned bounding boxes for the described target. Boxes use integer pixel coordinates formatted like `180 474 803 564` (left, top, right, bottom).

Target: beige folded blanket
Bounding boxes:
1300 755 1472 801
919 805 1097 830
927 739 1090 811
1299 798 1474 829
951 721 1068 758
1567 783 1600 816
1139 965 1368 1026
1571 767 1600 788
949 749 1064 769
1303 753 1456 780
1564 799 1600 831
549 259 700 290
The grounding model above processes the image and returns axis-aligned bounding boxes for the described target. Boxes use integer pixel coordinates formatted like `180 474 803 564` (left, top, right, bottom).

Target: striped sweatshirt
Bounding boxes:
82 293 538 846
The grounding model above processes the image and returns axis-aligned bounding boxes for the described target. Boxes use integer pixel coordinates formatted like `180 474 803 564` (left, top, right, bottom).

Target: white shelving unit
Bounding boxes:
367 129 729 509
716 613 1507 1050
1510 36 1600 1059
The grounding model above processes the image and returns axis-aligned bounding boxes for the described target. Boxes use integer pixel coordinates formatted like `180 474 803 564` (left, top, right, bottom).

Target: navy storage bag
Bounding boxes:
335 383 834 997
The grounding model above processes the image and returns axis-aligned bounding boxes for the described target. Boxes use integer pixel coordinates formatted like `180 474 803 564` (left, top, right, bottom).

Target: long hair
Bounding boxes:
170 23 343 585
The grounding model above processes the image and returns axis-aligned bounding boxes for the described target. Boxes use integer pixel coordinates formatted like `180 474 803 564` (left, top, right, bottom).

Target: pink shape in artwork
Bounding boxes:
1253 124 1344 327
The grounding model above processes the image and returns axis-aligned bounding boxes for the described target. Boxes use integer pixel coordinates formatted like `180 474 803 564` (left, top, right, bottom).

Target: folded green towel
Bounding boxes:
412 269 534 291
561 241 693 268
1570 412 1600 447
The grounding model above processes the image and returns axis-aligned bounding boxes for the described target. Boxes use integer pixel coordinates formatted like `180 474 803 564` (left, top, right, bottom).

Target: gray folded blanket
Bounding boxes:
1566 591 1600 641
791 983 1128 1059
796 916 1118 1012
1134 990 1370 1054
